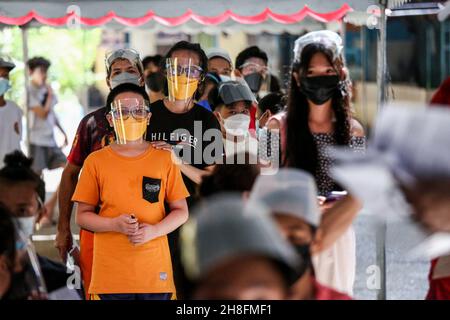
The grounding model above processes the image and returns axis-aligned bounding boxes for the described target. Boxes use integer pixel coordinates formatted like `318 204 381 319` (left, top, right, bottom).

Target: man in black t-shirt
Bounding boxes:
148 41 222 204
147 41 223 298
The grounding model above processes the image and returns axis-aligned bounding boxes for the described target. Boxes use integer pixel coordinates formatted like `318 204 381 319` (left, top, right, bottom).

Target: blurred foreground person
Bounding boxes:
0 205 20 299
0 151 73 299
199 152 260 200
249 168 357 299
430 77 450 106
331 105 450 300
181 194 300 300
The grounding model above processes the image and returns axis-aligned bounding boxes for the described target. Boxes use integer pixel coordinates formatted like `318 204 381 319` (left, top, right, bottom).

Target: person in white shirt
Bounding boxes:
27 57 68 226
0 57 22 167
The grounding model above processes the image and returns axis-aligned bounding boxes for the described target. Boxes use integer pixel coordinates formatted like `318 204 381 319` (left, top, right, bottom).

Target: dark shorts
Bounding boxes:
93 293 172 300
29 144 67 173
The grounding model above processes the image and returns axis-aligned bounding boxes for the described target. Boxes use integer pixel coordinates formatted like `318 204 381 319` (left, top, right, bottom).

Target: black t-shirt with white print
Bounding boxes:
146 99 222 202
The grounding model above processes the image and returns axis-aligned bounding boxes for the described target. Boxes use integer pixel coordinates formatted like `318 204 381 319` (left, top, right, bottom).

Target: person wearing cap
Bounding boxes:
249 168 360 299
208 80 258 158
56 48 146 298
181 194 301 300
206 48 233 77
26 57 68 227
331 105 450 300
0 57 22 166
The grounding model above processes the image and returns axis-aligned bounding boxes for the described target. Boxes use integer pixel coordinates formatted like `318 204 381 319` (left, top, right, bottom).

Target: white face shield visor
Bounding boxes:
109 98 150 145
166 57 203 103
293 30 344 64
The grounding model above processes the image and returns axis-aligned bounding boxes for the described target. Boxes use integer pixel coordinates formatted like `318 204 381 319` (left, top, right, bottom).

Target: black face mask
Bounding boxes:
244 72 263 93
299 75 340 105
145 72 165 92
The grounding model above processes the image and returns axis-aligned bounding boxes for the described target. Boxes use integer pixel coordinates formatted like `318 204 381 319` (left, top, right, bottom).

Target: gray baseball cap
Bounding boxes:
180 193 301 282
105 48 144 75
218 80 256 105
0 57 16 71
249 168 321 226
206 48 232 66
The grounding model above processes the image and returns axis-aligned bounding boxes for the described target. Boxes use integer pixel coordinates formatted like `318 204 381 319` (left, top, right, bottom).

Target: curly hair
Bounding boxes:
285 43 352 175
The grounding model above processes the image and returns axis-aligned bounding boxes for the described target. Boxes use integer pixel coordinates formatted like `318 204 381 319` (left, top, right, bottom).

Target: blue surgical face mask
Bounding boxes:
15 216 36 239
0 77 11 96
110 72 141 89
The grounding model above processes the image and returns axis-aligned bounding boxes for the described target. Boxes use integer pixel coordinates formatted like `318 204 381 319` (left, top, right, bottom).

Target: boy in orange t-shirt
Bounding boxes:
72 83 189 300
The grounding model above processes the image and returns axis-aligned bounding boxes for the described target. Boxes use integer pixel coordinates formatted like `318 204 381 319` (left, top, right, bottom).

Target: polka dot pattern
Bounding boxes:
313 133 366 196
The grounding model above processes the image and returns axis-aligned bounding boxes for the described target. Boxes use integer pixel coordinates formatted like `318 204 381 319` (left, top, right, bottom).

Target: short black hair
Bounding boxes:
258 92 286 115
199 153 260 198
142 54 163 70
235 46 268 71
0 204 16 273
105 83 150 113
164 41 208 74
27 57 51 72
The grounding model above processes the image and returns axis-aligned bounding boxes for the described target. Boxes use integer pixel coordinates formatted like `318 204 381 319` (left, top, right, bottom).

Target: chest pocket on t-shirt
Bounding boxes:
142 177 161 204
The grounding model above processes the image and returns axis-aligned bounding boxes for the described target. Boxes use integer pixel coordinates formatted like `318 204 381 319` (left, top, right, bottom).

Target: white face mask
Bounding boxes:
110 72 141 89
15 216 36 239
223 114 251 137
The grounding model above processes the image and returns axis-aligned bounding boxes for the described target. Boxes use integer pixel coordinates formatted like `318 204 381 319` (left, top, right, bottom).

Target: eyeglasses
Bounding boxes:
239 62 268 74
110 98 150 120
166 58 203 79
111 107 150 121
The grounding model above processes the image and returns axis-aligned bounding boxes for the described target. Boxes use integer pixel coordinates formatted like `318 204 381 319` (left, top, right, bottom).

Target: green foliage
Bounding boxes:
0 26 102 108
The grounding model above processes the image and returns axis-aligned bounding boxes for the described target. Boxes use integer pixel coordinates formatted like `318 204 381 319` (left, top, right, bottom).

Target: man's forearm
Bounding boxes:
57 166 79 232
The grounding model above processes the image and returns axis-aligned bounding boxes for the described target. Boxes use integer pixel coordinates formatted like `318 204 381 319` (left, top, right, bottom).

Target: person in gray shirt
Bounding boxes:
27 57 68 226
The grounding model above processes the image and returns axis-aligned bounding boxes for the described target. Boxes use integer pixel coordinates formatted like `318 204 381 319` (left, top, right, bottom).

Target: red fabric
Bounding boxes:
314 279 352 300
426 258 450 300
430 77 450 107
0 5 352 26
249 103 256 131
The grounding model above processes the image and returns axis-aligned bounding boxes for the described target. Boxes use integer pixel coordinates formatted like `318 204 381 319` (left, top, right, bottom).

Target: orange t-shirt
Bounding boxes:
72 145 189 294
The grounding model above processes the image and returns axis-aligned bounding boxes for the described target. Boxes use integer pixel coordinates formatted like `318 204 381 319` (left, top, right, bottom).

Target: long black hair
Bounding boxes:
285 43 351 175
